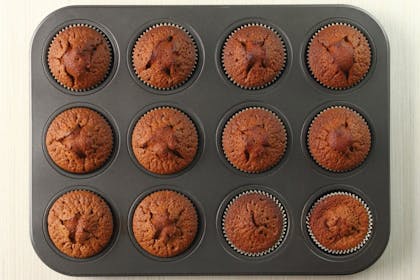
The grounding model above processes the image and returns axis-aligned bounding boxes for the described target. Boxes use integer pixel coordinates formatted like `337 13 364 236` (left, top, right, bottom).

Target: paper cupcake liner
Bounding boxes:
221 106 287 174
131 23 198 91
47 23 113 92
221 23 287 90
306 22 372 90
222 189 288 257
86 108 115 169
47 106 115 174
306 191 373 255
307 105 371 172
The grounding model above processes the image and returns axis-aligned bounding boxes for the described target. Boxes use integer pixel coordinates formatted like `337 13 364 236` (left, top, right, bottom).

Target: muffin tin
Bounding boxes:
31 5 389 275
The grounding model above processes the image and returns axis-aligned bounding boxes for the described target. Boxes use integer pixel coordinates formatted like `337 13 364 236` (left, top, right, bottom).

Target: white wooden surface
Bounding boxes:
1 0 418 279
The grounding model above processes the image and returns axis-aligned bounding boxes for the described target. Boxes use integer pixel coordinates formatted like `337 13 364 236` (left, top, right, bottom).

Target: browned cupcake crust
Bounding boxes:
132 190 198 257
223 192 284 254
131 107 198 175
222 108 287 173
308 107 371 172
132 24 197 89
46 107 114 174
47 190 114 258
307 23 371 89
48 25 111 91
307 193 371 253
222 24 285 89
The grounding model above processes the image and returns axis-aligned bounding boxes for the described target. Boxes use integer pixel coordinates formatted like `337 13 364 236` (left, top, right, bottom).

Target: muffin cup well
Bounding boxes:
306 105 371 173
222 189 288 257
306 22 372 90
47 23 113 92
221 106 288 174
131 22 198 91
306 191 373 255
221 23 287 90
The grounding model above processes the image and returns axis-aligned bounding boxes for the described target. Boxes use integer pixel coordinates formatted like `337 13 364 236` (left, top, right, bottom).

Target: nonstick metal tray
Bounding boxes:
31 5 390 276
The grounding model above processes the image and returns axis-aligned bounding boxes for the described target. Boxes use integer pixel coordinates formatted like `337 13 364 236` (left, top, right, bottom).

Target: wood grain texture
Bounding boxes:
1 0 418 279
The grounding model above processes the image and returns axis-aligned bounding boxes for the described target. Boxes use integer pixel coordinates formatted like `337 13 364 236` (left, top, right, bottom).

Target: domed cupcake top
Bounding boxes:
45 107 114 174
222 24 286 89
132 190 198 257
131 107 198 175
223 190 287 256
48 25 112 91
132 24 197 90
307 106 371 172
307 192 373 254
222 107 287 173
47 190 114 258
307 23 371 89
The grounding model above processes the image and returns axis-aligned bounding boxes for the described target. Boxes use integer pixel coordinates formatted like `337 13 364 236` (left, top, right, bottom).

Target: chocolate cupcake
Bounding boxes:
222 107 287 173
45 107 114 174
307 23 371 89
132 23 197 90
306 191 373 254
131 107 198 175
132 190 198 258
222 190 287 256
222 23 286 89
307 106 371 172
48 24 112 91
47 190 114 258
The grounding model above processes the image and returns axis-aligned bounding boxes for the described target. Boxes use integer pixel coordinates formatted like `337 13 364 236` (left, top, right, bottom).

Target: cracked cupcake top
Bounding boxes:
222 108 287 173
223 193 283 254
132 25 197 89
307 24 371 89
45 107 114 174
308 107 371 172
131 108 198 175
48 26 111 91
47 190 114 258
132 190 198 257
222 25 285 89
307 193 370 252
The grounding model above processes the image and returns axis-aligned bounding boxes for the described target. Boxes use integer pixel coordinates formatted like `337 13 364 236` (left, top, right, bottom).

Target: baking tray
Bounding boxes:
30 5 390 276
